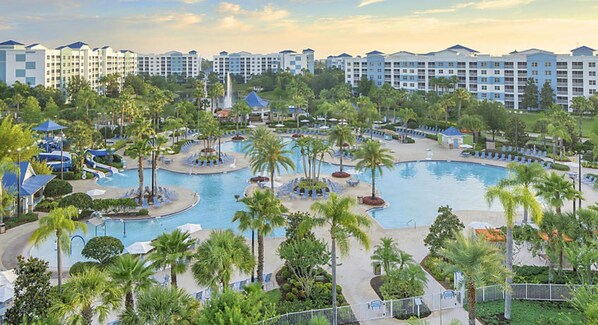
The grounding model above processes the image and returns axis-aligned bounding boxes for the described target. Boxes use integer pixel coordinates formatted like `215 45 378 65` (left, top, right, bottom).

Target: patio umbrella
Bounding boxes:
125 241 154 255
317 117 326 121
467 221 494 229
346 168 361 175
272 181 283 188
86 189 106 197
0 285 14 303
0 270 16 287
320 125 329 129
177 223 203 234
328 118 338 122
247 124 257 128
300 119 310 123
275 124 285 128
460 144 473 149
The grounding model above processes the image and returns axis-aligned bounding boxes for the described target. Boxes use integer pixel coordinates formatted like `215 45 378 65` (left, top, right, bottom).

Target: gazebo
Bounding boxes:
245 91 269 119
33 120 67 153
437 126 472 149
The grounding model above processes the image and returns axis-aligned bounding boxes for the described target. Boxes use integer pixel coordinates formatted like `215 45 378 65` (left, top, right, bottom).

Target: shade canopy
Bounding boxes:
247 124 257 128
86 189 106 197
300 119 310 123
125 241 154 255
319 125 329 129
0 270 16 287
33 120 66 132
177 223 202 234
441 126 463 136
245 91 269 108
0 285 14 302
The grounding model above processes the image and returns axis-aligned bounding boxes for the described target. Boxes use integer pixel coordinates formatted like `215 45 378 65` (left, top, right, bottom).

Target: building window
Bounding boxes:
481 78 487 83
25 77 36 85
531 62 538 67
494 93 501 99
545 71 552 76
590 80 597 86
481 62 487 67
495 86 500 91
15 54 25 62
494 78 500 83
544 62 552 67
532 71 538 75
481 70 487 75
494 62 500 67
15 69 26 77
494 70 500 75
438 69 443 74
448 70 454 74
481 85 487 90
26 62 36 69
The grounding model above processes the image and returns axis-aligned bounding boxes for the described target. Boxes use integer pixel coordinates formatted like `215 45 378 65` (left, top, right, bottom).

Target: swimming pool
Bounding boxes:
30 140 508 267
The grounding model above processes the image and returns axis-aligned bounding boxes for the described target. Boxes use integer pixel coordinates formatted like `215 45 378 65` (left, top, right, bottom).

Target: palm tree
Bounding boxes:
354 140 394 199
328 125 355 174
208 82 225 113
305 193 371 325
571 96 594 140
231 101 251 136
150 135 168 200
0 158 16 223
453 88 470 118
371 237 413 275
119 286 200 325
485 185 542 320
52 268 121 325
538 212 576 278
248 134 295 190
109 254 156 311
192 229 254 290
441 233 508 325
125 140 151 204
534 172 582 214
458 115 484 146
233 193 264 282
148 229 195 288
30 206 87 291
498 162 545 223
248 189 288 283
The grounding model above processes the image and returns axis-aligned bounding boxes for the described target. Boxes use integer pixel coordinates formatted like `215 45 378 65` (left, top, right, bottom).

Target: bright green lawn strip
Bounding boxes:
476 300 583 325
263 289 281 305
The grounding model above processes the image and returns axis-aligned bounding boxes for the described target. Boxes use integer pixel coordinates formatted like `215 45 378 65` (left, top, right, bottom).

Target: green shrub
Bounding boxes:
551 163 570 171
425 134 438 141
112 139 127 151
69 261 100 276
136 208 149 216
380 267 426 300
405 137 415 144
81 236 124 264
92 198 137 215
44 179 73 198
513 265 577 284
4 213 38 229
406 121 418 129
58 193 93 210
78 210 93 220
34 199 58 212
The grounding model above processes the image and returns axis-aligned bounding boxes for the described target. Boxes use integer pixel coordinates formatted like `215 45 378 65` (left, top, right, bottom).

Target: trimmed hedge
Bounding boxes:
425 134 438 141
5 213 39 229
58 193 93 210
44 179 73 197
551 162 570 171
136 208 149 216
53 172 94 181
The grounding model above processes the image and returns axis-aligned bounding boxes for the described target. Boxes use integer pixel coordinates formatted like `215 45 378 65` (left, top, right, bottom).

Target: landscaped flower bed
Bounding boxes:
332 171 351 178
250 176 269 183
294 180 329 195
232 135 245 141
292 133 304 138
362 196 385 206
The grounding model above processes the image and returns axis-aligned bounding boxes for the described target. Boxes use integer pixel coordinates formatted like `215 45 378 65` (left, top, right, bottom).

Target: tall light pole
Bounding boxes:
8 147 28 217
578 150 584 209
59 132 64 180
218 117 222 161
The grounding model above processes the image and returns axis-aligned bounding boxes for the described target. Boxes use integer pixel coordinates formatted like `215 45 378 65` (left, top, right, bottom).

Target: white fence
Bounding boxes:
257 283 580 325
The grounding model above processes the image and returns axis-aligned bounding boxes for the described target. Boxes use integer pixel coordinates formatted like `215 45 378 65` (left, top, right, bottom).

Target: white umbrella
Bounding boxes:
300 119 310 123
320 125 330 129
374 120 383 124
0 285 14 303
86 189 106 197
467 221 494 230
272 181 283 188
275 124 285 128
177 223 203 234
317 117 326 121
339 122 348 125
346 168 361 175
460 144 473 149
328 118 338 122
125 241 154 255
0 270 16 287
247 124 257 128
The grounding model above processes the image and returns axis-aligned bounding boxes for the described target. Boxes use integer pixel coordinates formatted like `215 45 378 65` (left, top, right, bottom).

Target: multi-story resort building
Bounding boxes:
343 45 598 110
0 40 137 94
213 49 315 82
138 50 202 79
326 53 352 70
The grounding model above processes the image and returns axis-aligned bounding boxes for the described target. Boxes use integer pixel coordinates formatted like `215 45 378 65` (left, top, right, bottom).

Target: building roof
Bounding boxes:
303 48 314 53
66 41 88 49
245 91 269 108
337 53 352 58
280 50 296 54
510 48 554 56
189 50 198 54
33 120 66 132
2 162 55 196
366 50 384 55
571 46 595 52
0 40 24 46
441 126 463 136
446 44 479 53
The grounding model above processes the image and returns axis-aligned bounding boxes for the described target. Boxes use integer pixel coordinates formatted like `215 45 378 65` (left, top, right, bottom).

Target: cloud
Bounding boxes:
415 0 534 15
358 0 385 8
217 2 289 21
218 2 243 14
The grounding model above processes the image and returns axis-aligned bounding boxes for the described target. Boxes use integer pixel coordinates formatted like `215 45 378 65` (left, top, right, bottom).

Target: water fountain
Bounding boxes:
223 72 233 109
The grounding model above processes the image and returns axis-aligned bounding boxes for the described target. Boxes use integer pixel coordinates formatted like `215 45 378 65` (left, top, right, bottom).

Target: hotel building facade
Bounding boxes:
343 45 598 110
0 40 137 94
138 50 201 79
213 49 315 82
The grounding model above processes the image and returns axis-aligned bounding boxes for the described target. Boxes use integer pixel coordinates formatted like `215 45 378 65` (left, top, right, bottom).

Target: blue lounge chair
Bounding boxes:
500 154 506 161
507 154 512 162
480 152 486 159
474 151 480 158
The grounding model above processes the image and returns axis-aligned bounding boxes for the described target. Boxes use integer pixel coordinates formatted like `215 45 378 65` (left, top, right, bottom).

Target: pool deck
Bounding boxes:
2 131 598 324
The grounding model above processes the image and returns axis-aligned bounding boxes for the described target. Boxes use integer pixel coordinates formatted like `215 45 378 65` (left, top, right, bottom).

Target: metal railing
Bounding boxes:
257 283 583 325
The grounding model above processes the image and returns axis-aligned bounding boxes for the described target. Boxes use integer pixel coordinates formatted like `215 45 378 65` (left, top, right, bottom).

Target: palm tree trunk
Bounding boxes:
125 291 134 310
504 225 513 320
56 231 63 292
82 305 93 325
458 100 462 118
270 169 275 191
152 152 158 201
251 229 255 283
138 157 144 205
331 237 338 325
339 144 344 173
467 280 476 325
371 168 376 199
257 232 264 284
171 264 177 287
523 207 528 224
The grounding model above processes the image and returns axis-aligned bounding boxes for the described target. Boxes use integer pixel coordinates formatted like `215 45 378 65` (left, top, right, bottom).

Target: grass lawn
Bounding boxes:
476 300 584 325
511 110 596 137
263 288 281 305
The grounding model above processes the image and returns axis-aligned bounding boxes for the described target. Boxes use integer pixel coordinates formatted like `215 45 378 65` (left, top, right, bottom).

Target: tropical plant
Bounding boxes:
453 88 470 118
52 268 121 325
125 140 151 204
423 206 464 257
380 264 428 299
231 101 251 136
6 256 52 324
248 134 295 190
498 162 545 223
29 206 87 291
371 237 413 275
294 136 332 184
458 115 484 145
81 236 124 264
441 233 508 325
147 229 195 288
485 185 542 320
328 125 355 174
354 140 394 199
199 284 276 324
109 254 156 311
278 237 330 297
119 285 200 325
192 229 254 290
149 135 168 200
538 212 577 278
534 172 581 214
303 193 371 325
208 81 225 112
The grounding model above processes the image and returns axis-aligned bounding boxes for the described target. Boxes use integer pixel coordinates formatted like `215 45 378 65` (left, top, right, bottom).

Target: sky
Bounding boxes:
2 0 598 58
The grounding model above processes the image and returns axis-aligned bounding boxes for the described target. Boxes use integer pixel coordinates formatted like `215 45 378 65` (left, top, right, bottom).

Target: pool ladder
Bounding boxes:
406 219 416 229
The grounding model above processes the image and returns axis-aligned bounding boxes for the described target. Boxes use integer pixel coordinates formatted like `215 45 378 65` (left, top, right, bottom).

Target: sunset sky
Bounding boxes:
2 0 598 58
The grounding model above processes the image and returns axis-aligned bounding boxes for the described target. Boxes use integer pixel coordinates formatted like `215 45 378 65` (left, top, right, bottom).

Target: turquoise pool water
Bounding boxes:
30 140 508 267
